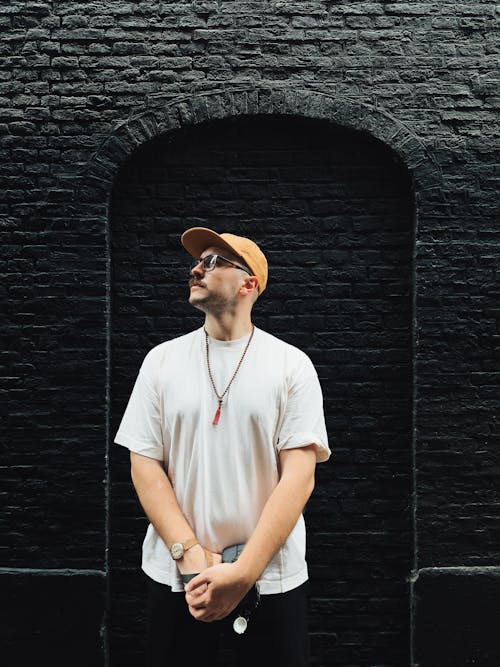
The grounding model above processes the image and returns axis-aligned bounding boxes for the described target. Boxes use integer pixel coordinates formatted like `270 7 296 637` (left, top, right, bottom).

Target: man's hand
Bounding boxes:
184 562 252 622
177 544 221 576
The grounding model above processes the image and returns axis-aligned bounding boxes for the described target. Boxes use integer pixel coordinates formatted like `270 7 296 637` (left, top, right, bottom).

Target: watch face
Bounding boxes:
171 543 184 560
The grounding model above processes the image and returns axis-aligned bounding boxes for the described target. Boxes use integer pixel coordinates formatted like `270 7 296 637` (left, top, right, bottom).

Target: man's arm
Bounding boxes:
130 451 217 575
185 444 317 621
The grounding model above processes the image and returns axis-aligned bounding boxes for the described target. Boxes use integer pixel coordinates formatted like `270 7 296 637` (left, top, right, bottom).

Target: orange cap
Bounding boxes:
181 227 268 294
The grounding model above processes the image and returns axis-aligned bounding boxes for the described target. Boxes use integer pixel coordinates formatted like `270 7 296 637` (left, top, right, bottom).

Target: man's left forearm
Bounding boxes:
184 445 317 622
235 444 317 587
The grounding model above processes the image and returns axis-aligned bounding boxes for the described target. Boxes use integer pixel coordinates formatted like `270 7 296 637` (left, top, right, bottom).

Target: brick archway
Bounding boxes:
109 102 424 665
94 85 443 667
76 84 441 205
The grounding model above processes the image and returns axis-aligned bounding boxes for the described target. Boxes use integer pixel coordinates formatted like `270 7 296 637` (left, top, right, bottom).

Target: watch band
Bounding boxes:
182 537 199 552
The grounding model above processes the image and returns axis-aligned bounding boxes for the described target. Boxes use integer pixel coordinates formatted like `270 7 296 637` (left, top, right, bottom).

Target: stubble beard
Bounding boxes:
189 288 237 317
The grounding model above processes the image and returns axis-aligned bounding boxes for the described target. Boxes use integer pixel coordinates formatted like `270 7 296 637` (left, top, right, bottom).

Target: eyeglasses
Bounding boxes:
190 254 252 276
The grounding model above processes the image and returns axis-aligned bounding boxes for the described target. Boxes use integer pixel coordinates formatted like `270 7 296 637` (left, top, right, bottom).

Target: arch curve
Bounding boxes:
79 83 441 204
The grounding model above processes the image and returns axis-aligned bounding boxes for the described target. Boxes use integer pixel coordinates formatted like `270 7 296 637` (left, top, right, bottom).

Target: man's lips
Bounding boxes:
189 281 205 289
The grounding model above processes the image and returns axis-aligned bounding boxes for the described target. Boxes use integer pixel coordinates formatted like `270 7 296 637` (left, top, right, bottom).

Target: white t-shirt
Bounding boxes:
114 326 330 594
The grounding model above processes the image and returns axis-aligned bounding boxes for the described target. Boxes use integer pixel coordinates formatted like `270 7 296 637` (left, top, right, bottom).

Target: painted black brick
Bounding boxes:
2 1 499 666
414 569 500 667
1 571 105 666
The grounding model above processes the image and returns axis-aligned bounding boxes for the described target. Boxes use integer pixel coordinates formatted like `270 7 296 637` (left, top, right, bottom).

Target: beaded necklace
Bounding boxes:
204 325 255 425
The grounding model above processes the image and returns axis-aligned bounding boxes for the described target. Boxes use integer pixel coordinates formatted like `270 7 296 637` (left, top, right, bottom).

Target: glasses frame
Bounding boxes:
191 253 253 276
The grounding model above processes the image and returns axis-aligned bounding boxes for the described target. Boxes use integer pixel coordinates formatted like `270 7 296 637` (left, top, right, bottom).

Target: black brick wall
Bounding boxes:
2 2 499 666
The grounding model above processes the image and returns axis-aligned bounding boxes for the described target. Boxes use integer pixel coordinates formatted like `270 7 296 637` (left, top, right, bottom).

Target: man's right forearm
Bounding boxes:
129 451 209 574
130 451 194 548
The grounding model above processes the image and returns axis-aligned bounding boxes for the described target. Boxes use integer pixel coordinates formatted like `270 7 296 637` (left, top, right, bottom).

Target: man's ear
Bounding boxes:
240 276 259 297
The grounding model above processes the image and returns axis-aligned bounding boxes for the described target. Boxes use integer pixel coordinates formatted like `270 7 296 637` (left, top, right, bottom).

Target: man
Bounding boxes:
114 227 330 667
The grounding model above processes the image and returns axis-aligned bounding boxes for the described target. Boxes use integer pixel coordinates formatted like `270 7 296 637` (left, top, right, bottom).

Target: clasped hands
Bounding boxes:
178 544 252 622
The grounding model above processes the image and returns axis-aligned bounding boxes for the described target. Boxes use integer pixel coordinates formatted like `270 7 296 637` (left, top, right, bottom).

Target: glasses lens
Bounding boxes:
205 255 217 270
191 255 217 272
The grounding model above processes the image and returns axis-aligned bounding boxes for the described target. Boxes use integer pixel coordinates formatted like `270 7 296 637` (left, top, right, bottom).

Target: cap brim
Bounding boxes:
181 227 241 260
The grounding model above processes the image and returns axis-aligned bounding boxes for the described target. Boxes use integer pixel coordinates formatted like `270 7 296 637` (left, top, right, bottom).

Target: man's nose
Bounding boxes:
190 261 204 277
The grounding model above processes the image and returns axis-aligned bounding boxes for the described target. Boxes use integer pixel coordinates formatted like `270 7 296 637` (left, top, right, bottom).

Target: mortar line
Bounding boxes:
0 568 106 576
410 184 419 667
104 194 112 667
416 566 500 575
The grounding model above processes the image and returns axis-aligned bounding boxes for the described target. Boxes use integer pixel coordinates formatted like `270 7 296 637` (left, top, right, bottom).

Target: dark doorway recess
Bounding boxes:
109 114 414 666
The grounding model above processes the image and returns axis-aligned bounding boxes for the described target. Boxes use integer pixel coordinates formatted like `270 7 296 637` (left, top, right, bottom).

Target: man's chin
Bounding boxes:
189 293 208 311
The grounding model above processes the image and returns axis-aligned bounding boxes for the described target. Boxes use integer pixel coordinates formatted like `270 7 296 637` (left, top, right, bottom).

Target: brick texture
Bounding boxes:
2 2 499 666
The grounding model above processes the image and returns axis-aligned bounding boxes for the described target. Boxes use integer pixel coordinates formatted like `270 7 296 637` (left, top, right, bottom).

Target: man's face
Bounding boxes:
188 245 247 315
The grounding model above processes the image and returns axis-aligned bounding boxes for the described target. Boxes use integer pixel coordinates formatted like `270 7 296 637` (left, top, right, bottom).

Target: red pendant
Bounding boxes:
212 405 221 425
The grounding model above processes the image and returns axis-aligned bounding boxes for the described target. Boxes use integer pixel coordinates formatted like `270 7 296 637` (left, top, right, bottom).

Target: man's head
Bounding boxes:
181 227 268 315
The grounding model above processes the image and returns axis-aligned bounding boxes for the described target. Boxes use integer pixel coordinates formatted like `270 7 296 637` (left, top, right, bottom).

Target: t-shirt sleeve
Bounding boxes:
276 353 331 463
113 349 166 461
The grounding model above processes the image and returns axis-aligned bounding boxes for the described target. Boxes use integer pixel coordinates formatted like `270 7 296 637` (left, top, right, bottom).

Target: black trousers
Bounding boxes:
144 572 310 667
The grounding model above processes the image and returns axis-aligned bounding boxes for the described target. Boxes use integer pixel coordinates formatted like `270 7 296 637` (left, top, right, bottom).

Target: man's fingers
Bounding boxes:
186 592 209 609
185 582 208 598
188 604 216 622
185 572 209 593
185 581 210 608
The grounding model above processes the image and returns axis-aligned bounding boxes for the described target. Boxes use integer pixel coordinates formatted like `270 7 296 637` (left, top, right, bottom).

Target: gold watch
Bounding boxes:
170 537 199 561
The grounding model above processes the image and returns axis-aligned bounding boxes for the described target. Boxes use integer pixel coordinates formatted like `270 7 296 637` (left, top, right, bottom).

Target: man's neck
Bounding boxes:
203 314 253 341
